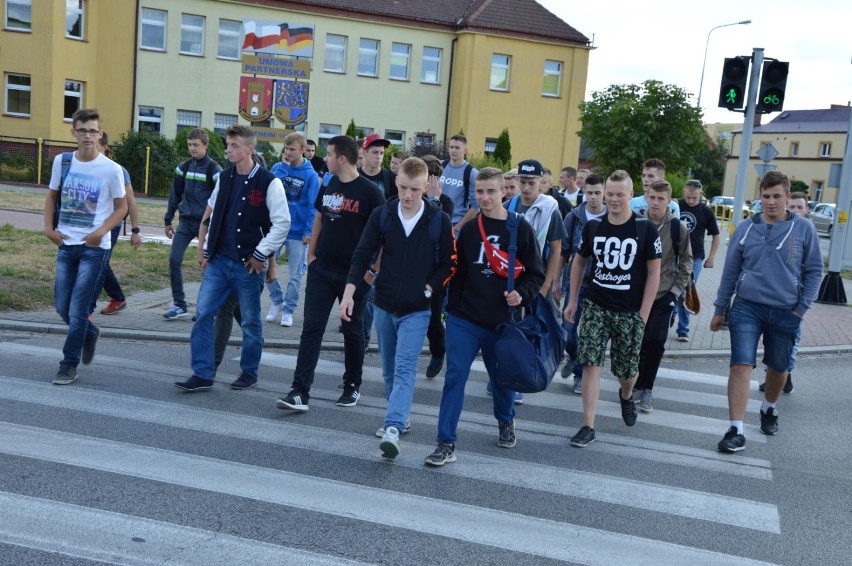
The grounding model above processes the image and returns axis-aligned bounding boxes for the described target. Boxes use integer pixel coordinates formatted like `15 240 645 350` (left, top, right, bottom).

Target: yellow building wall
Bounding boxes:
449 32 590 171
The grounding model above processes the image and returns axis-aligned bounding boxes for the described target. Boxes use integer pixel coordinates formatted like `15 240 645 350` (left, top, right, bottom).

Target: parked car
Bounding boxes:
810 203 836 236
709 196 749 220
748 201 763 216
808 201 819 212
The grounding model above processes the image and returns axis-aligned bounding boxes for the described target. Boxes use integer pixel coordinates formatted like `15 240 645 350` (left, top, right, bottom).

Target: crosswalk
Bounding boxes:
0 340 783 565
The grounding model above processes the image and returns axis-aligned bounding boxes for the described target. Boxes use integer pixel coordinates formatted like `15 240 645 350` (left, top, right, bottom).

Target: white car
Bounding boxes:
810 203 836 236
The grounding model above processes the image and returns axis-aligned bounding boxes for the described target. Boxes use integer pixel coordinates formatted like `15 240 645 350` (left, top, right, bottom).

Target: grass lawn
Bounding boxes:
0 187 168 226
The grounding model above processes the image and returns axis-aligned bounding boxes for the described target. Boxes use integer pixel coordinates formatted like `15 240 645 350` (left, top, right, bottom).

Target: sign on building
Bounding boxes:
241 20 314 58
274 80 309 126
238 77 273 122
241 54 310 79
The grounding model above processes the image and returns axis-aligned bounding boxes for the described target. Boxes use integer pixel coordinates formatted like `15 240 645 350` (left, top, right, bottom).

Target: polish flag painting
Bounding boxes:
241 20 314 56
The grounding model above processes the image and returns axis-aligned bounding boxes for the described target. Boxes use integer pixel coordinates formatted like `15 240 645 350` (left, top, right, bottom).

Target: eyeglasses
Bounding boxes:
74 128 100 137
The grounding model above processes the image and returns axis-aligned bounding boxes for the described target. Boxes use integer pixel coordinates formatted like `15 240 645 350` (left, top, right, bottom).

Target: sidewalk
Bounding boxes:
2 206 852 358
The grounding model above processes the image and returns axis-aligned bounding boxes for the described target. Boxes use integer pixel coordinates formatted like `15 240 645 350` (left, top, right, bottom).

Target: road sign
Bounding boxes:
755 142 779 163
754 163 777 178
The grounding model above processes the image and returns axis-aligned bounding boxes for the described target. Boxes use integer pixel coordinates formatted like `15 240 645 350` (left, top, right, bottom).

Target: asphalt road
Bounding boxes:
0 331 850 565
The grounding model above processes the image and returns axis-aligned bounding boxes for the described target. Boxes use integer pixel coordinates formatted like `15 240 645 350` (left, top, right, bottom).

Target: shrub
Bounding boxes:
111 129 180 197
0 151 35 183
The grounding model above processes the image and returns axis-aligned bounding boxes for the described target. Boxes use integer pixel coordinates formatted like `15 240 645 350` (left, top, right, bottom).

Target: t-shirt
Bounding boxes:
509 199 567 258
678 200 720 259
577 214 661 312
49 152 126 249
564 189 582 207
359 167 397 199
314 175 386 272
439 161 478 223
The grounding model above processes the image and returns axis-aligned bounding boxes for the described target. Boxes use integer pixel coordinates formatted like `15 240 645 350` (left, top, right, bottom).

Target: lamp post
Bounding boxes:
697 20 752 109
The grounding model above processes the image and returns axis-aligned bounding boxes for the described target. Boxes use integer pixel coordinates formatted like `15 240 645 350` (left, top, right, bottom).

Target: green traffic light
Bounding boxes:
726 89 737 104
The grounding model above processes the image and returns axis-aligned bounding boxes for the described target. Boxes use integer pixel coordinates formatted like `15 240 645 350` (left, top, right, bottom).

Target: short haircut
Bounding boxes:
225 125 256 147
399 157 428 180
327 135 358 165
684 179 703 191
420 154 444 177
99 131 109 147
72 108 100 128
284 132 306 148
648 179 672 198
392 150 408 160
187 128 209 144
578 168 591 176
306 139 317 147
449 134 467 145
643 158 666 173
585 173 604 186
607 169 633 191
760 170 790 191
790 191 808 202
476 167 504 187
542 167 552 176
503 168 519 180
561 166 577 178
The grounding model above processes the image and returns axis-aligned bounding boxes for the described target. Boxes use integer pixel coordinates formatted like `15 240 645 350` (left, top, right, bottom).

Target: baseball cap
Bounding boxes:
361 133 391 151
517 159 543 177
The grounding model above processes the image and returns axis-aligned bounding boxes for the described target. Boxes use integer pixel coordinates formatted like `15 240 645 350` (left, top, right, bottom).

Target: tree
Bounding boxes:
112 129 179 197
493 128 511 165
578 80 709 190
345 119 357 139
791 179 808 196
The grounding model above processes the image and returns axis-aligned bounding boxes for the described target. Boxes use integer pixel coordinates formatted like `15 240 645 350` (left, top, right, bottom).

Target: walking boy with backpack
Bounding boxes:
439 135 479 233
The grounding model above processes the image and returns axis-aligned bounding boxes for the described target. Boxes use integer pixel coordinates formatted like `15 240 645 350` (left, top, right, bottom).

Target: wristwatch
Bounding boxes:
424 287 432 299
131 227 140 234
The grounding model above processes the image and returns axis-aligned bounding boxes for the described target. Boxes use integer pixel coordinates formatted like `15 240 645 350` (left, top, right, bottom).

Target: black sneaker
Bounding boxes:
81 326 99 365
619 388 637 426
425 355 444 379
52 366 78 386
570 425 596 447
718 426 746 453
276 391 309 412
336 384 360 407
760 407 779 435
497 420 516 448
174 375 214 392
230 372 257 390
759 373 794 394
424 442 456 466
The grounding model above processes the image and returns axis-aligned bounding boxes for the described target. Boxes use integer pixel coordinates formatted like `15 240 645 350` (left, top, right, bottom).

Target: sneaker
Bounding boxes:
376 419 411 437
265 303 283 322
52 366 78 385
276 391 309 412
379 426 401 460
638 389 654 413
514 392 524 405
280 312 293 327
174 376 214 392
759 372 794 394
760 407 779 435
424 441 456 466
100 299 126 315
425 355 444 378
560 360 573 379
572 377 583 395
570 425 596 448
81 326 99 366
336 384 360 407
676 334 689 342
230 372 257 390
632 388 642 404
620 388 637 426
497 420 516 448
717 426 746 453
164 304 189 320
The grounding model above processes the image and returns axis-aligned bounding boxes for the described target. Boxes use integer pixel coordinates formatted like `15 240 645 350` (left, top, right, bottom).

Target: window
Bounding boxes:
415 132 436 147
542 60 562 97
140 8 166 51
812 181 824 202
318 123 341 152
490 54 510 91
63 80 83 120
4 73 31 116
390 43 410 80
138 106 163 135
421 47 442 84
6 0 32 31
358 38 379 77
217 19 241 60
65 0 83 39
484 138 497 154
176 109 201 135
324 34 346 73
385 130 405 146
180 14 205 56
820 142 831 158
214 113 237 136
790 142 799 157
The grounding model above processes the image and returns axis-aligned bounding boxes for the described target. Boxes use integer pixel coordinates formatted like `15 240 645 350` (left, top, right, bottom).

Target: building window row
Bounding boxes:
139 9 239 61
323 34 442 84
4 0 84 38
137 107 242 137
489 54 564 96
4 74 84 119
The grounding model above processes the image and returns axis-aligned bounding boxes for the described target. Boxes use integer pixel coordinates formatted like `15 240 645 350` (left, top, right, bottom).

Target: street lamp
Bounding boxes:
697 20 752 109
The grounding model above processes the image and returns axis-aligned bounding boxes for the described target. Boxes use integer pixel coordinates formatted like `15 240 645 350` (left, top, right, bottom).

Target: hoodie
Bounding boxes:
644 208 693 300
271 159 320 241
714 211 822 316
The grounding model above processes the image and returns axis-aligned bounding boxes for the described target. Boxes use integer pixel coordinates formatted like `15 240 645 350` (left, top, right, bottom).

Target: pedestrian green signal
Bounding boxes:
718 57 749 110
726 89 738 105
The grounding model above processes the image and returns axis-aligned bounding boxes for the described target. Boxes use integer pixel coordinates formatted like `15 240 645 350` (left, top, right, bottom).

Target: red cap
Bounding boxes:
361 133 391 150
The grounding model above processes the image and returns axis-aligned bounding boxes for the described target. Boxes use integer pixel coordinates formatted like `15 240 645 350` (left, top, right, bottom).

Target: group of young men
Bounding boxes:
46 111 821 462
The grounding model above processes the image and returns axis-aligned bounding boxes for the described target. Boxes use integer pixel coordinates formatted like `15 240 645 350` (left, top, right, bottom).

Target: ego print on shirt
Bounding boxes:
591 235 639 290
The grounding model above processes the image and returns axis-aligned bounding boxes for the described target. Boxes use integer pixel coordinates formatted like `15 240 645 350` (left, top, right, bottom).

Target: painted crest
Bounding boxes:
274 80 309 126
239 77 273 122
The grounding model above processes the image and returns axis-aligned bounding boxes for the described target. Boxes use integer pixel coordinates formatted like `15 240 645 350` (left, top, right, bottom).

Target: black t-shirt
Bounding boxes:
309 155 326 175
678 200 719 259
314 175 386 272
578 214 661 312
358 167 397 200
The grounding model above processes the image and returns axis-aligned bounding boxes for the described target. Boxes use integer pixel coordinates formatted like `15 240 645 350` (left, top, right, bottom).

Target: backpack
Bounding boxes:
179 158 219 190
441 160 474 209
53 152 74 229
377 202 444 267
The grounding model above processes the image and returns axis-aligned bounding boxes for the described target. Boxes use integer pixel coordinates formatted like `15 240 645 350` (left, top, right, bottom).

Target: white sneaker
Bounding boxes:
266 303 283 322
280 312 293 327
379 426 400 460
376 419 411 437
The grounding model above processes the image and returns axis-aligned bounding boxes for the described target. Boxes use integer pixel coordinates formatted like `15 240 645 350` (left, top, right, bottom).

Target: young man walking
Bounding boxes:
276 135 386 412
44 108 127 385
563 170 661 448
629 158 680 217
340 157 454 459
439 135 479 233
424 168 544 466
712 173 822 453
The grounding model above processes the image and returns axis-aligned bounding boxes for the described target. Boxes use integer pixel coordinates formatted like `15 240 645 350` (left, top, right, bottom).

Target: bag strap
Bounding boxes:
506 213 519 322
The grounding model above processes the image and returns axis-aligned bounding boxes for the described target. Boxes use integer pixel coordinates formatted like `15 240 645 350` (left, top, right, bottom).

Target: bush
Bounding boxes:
112 129 180 198
467 153 510 172
256 141 278 169
0 151 35 183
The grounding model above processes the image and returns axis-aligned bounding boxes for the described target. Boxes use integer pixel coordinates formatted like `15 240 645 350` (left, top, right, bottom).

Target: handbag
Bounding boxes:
492 213 567 393
478 214 525 279
684 275 700 315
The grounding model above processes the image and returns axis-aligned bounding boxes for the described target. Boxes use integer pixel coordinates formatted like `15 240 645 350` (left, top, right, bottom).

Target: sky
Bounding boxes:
538 0 852 125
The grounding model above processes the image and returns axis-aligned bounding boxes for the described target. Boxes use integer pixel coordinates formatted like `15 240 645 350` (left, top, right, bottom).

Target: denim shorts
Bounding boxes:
577 299 645 379
728 297 802 371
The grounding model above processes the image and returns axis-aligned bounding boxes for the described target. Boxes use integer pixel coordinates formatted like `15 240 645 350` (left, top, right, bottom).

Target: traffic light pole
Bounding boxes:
731 48 764 229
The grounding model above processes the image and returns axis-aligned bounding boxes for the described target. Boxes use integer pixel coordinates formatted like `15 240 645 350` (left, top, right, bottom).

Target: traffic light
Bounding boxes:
718 56 749 110
756 60 789 113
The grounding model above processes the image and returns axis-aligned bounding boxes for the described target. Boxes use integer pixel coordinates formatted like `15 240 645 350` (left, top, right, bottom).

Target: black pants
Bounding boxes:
635 293 676 391
291 260 369 399
426 288 446 357
214 293 241 369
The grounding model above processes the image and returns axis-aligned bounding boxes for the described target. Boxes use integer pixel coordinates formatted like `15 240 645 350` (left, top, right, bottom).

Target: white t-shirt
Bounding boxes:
49 152 126 249
397 201 425 237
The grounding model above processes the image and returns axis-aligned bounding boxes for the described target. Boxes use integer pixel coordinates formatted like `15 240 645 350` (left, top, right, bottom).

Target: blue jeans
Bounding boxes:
266 238 306 313
169 219 200 310
374 308 431 431
55 244 108 367
436 314 515 444
190 255 264 381
727 297 802 372
563 286 587 378
676 258 704 336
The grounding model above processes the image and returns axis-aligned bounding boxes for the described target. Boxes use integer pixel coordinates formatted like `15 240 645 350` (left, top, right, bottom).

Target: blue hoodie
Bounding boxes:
714 211 822 316
271 159 320 241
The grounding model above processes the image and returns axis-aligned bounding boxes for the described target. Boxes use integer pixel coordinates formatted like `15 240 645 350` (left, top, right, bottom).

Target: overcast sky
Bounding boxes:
538 0 852 125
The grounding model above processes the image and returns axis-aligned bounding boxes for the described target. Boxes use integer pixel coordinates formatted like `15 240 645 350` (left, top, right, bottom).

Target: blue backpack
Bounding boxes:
52 152 74 229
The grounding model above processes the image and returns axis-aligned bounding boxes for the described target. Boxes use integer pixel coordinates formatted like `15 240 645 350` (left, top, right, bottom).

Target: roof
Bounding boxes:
753 108 851 134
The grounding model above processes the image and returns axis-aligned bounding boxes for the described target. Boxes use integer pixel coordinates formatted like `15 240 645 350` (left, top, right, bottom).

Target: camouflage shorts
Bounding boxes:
577 299 645 379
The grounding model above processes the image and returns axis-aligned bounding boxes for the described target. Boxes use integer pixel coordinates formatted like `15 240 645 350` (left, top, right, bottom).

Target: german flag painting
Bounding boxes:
241 20 314 57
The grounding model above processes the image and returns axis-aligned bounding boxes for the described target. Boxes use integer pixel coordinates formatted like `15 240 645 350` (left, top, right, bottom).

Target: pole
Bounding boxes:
696 20 751 109
731 48 764 229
